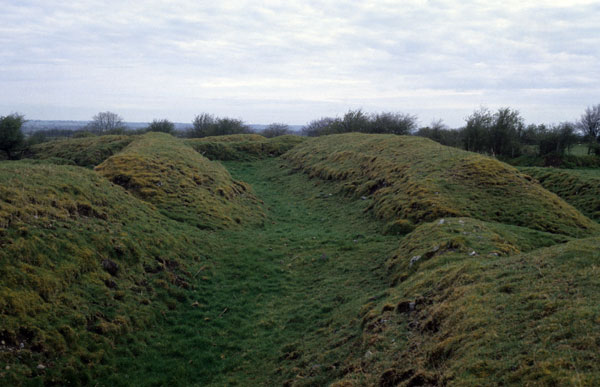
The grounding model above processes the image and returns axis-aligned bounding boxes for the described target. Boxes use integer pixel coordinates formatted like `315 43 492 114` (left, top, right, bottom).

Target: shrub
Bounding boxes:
147 119 175 134
0 113 25 159
262 123 292 138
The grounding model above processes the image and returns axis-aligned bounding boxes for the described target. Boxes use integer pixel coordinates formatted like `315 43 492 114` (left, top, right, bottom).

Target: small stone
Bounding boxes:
37 364 45 370
361 196 368 200
1 340 4 345
19 342 24 349
458 220 465 225
409 302 416 311
409 255 421 266
438 219 445 225
5 365 9 370
191 301 200 308
469 251 477 256
364 350 374 360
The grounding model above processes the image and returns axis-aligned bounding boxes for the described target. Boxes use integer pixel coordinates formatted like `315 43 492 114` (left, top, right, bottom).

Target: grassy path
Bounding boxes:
100 158 399 386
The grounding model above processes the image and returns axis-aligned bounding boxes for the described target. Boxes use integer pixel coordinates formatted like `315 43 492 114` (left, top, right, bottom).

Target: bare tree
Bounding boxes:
147 119 175 134
88 111 125 134
301 117 339 137
189 113 216 138
369 112 418 135
262 123 291 138
577 104 600 154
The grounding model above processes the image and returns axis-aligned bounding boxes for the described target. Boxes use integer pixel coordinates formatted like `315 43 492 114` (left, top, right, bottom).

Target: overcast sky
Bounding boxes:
1 1 599 127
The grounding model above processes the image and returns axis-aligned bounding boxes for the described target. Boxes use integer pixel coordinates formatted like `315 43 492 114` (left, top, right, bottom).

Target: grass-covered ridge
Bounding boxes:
185 134 304 161
520 167 600 221
338 232 600 386
27 135 134 168
96 132 264 229
284 133 598 237
0 161 213 384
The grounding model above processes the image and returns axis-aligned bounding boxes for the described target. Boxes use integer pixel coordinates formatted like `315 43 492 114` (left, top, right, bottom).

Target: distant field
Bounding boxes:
567 143 591 156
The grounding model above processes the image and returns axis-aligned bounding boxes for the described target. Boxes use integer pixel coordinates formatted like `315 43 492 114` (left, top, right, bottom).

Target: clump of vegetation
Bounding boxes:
0 113 25 160
577 104 600 155
339 231 600 386
84 111 126 134
0 161 211 384
386 217 570 284
262 123 293 138
96 132 264 229
146 119 175 134
520 167 600 220
185 133 304 161
284 133 598 237
27 135 134 168
302 109 418 137
187 113 253 138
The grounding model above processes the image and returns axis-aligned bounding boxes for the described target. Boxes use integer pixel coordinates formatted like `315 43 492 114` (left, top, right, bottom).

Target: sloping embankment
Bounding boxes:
284 133 598 238
96 132 264 229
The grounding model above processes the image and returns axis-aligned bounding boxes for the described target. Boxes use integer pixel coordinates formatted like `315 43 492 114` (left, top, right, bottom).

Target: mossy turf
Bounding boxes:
95 132 264 229
3 133 600 386
284 133 599 237
185 134 304 161
0 161 216 385
96 159 400 386
27 135 134 168
520 167 600 221
338 234 600 386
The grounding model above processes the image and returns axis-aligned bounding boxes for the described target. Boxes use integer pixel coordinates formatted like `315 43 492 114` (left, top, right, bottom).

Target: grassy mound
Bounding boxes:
338 230 600 386
96 132 264 229
0 161 211 384
185 134 304 161
520 167 600 221
386 217 570 285
284 133 598 237
27 135 134 168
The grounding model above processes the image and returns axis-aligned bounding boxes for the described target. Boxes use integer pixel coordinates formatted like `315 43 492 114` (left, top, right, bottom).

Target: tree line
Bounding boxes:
2 104 599 161
416 106 599 159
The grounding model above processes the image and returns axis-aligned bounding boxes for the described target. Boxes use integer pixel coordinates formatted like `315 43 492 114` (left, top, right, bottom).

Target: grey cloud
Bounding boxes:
1 1 599 126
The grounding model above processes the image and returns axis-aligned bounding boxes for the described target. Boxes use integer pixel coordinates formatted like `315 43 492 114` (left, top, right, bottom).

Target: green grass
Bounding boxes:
520 167 600 221
567 144 590 156
95 158 401 386
338 234 600 386
184 134 304 161
95 132 264 229
284 133 599 237
0 161 216 385
3 133 600 386
27 135 134 168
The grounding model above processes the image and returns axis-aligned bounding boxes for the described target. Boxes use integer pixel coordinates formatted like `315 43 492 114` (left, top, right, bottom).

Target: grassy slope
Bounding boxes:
185 134 304 161
336 234 600 386
284 133 598 237
0 161 216 384
27 135 134 168
96 158 400 386
520 167 600 221
4 133 600 386
95 132 264 229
